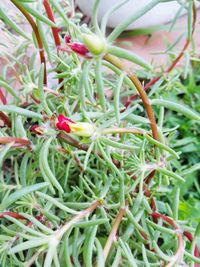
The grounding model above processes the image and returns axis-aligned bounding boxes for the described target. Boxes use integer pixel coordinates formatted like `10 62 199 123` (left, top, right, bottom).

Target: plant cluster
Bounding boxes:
0 0 200 266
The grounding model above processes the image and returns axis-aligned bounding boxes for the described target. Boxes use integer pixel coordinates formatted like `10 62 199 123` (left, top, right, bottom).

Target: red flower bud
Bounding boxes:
29 125 44 135
68 43 89 57
56 115 75 133
64 35 90 57
64 35 71 44
56 114 95 137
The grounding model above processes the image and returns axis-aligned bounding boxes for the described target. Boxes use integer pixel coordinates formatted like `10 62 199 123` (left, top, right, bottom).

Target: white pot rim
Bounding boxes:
76 0 199 30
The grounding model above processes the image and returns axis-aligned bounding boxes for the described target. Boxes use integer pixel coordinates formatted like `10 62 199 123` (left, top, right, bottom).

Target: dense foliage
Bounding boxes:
0 0 199 266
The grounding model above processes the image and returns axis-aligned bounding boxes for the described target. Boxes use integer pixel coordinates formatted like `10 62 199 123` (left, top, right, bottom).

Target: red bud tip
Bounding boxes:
64 35 71 44
56 114 75 133
64 35 90 57
29 125 44 135
68 43 89 56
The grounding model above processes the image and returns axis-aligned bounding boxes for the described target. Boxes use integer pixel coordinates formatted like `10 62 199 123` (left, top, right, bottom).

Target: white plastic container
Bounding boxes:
76 0 198 30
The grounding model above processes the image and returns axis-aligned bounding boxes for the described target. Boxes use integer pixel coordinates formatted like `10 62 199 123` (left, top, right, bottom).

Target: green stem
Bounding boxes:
107 45 151 70
100 127 144 135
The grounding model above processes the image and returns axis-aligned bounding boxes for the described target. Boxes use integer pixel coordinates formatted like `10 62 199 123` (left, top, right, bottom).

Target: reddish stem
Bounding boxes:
42 0 64 87
0 137 31 147
0 211 27 220
145 169 156 184
151 212 184 267
1 211 51 227
0 88 7 105
184 231 194 243
31 93 41 104
150 197 157 213
151 212 177 229
43 0 60 48
143 40 191 92
10 0 47 85
0 112 11 128
103 205 127 261
104 54 159 141
183 231 200 267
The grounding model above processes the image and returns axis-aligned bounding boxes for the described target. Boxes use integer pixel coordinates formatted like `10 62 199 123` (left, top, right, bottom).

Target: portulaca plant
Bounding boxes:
0 0 200 267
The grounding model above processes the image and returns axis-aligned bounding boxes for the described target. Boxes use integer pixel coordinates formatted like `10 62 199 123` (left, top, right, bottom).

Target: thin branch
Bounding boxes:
100 127 145 135
43 0 64 88
57 132 90 152
10 0 47 85
43 0 60 48
57 132 120 166
183 231 200 267
0 211 27 220
55 200 101 240
24 249 43 267
151 212 184 267
0 112 11 128
104 54 159 141
0 137 31 147
0 88 7 105
103 204 127 261
145 170 156 184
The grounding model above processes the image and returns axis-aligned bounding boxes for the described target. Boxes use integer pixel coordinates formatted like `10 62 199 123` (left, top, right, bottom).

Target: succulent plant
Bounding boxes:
0 1 200 266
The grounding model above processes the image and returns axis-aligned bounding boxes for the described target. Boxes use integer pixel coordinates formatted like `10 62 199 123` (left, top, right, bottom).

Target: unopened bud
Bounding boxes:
56 115 95 137
82 33 106 55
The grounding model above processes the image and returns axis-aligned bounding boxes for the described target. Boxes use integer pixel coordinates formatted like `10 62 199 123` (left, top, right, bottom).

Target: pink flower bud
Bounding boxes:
64 35 90 57
68 43 89 57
